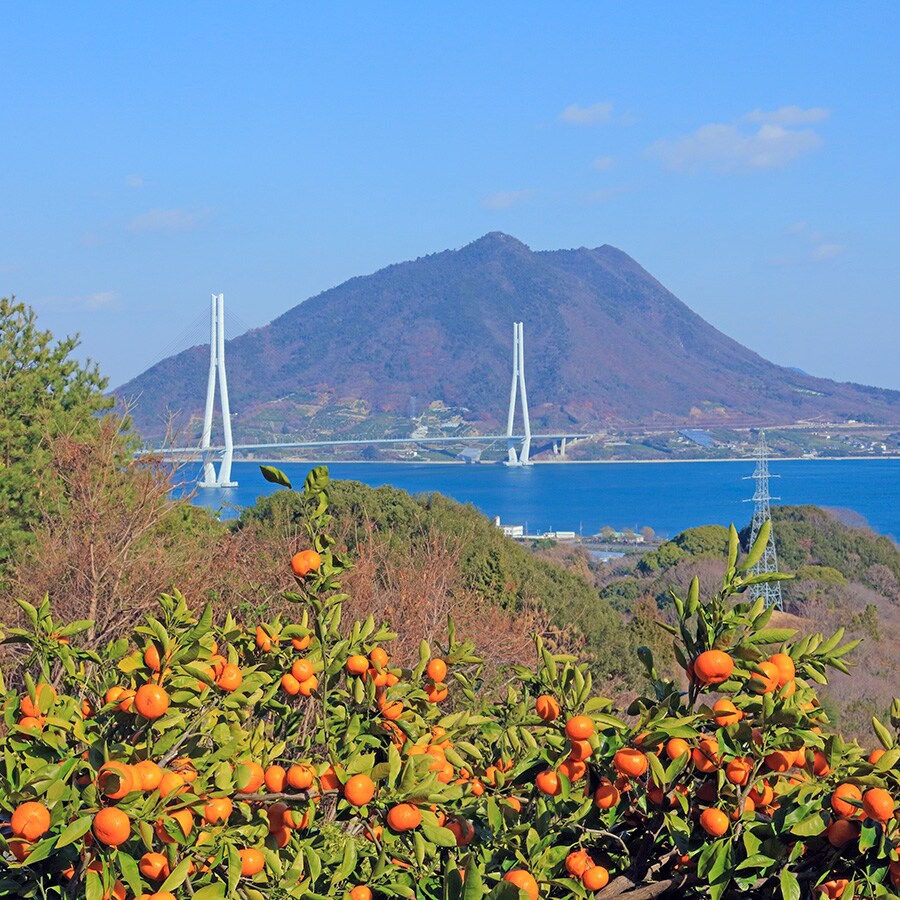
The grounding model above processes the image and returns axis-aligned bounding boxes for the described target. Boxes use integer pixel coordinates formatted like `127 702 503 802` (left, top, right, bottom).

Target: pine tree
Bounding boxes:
0 297 111 565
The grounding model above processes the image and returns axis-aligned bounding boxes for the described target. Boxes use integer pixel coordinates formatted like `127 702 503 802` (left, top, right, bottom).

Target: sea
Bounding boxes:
186 459 900 543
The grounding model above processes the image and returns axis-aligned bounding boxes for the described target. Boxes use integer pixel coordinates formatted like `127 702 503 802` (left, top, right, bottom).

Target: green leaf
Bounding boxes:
55 814 93 848
118 850 143 899
160 857 193 892
192 885 228 900
872 716 894 750
740 520 771 573
422 820 458 848
260 465 292 489
779 868 801 900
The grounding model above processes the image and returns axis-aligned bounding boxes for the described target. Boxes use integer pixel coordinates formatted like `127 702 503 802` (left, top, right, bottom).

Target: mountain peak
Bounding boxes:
117 235 900 443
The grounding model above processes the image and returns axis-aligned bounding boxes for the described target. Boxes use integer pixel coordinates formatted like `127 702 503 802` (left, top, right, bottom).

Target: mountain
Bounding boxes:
117 233 900 444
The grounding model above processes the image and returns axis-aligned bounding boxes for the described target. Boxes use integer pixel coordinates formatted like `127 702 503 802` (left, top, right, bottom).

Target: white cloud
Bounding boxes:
559 101 613 125
810 242 846 261
85 290 119 309
591 155 616 171
480 189 538 210
127 208 207 233
649 120 823 173
125 174 144 188
744 106 831 125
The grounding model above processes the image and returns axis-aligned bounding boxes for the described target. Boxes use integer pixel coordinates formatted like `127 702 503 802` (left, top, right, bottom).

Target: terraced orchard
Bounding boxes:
1 466 898 900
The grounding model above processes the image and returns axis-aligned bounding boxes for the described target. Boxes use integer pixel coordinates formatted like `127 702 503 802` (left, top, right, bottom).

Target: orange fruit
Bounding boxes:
239 847 266 876
764 750 793 773
379 698 403 719
711 698 742 726
264 765 288 792
281 673 301 695
20 683 56 718
813 750 830 776
292 634 311 651
349 888 373 900
426 658 447 682
613 747 648 778
831 783 863 819
699 807 729 837
826 818 859 848
93 807 131 846
768 653 795 687
144 644 163 671
558 756 587 782
582 866 609 891
725 757 753 786
238 761 266 793
425 683 449 703
290 549 321 577
369 647 389 668
139 852 170 880
98 761 136 799
387 803 422 831
565 849 592 877
535 769 561 796
287 765 315 790
10 801 51 841
446 817 475 846
593 781 620 809
749 661 780 694
565 715 594 741
347 655 369 675
145 894 177 900
133 760 164 791
748 781 774 807
157 771 187 799
155 808 194 844
665 738 690 761
216 664 243 692
568 739 593 761
298 675 319 697
203 797 233 825
134 683 169 719
292 658 314 682
255 625 274 651
344 773 376 806
818 880 850 900
693 650 734 685
319 765 341 791
535 694 560 722
8 839 31 861
862 787 894 821
503 870 539 900
692 738 720 774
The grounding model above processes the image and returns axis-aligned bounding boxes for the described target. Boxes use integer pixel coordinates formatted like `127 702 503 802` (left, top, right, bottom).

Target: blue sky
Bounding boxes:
2 3 898 390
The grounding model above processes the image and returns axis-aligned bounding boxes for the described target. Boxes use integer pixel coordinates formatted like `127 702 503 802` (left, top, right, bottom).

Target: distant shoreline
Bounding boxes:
237 456 900 466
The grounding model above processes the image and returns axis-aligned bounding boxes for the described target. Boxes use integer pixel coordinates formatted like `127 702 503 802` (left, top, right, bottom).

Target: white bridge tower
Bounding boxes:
199 293 237 488
505 322 532 466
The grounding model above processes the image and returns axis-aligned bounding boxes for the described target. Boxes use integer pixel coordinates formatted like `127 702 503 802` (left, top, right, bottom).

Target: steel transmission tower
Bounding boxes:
505 322 532 466
743 432 782 609
199 293 237 488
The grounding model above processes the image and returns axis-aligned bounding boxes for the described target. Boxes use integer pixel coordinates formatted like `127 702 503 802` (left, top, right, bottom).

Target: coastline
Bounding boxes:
240 455 900 466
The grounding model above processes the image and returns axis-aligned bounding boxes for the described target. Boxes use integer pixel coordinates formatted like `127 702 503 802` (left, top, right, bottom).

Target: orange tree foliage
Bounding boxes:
0 465 898 900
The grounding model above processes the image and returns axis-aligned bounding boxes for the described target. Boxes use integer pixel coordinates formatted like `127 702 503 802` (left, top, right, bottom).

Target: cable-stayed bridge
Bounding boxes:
144 295 591 487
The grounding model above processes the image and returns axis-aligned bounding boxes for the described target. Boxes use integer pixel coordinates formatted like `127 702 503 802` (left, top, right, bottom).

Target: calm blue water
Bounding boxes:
187 459 900 542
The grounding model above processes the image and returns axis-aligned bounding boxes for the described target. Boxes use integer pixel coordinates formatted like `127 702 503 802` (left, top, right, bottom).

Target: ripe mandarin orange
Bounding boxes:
693 650 734 685
699 807 729 837
387 803 422 831
503 870 539 900
613 747 648 778
426 658 447 682
831 783 863 819
347 655 369 675
134 683 169 719
534 694 560 722
535 769 561 796
239 847 266 876
10 801 50 841
93 807 131 846
264 765 288 793
290 549 321 577
287 765 315 790
344 774 376 806
583 866 610 891
565 715 594 741
862 787 895 821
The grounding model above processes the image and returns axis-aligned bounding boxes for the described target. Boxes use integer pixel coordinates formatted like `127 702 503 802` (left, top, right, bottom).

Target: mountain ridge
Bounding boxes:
117 233 900 444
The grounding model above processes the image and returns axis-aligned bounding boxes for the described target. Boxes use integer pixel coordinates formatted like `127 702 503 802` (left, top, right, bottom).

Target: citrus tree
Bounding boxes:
0 465 897 900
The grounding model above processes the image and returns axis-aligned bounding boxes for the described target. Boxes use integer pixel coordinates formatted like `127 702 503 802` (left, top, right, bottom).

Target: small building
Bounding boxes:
493 516 524 538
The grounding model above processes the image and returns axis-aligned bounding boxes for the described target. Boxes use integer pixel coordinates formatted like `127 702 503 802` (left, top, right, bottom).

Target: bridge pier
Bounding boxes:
198 293 237 488
505 322 532 466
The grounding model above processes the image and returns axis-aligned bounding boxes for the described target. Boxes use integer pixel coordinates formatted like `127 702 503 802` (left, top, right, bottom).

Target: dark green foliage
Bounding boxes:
637 524 730 574
0 298 111 565
739 505 900 591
